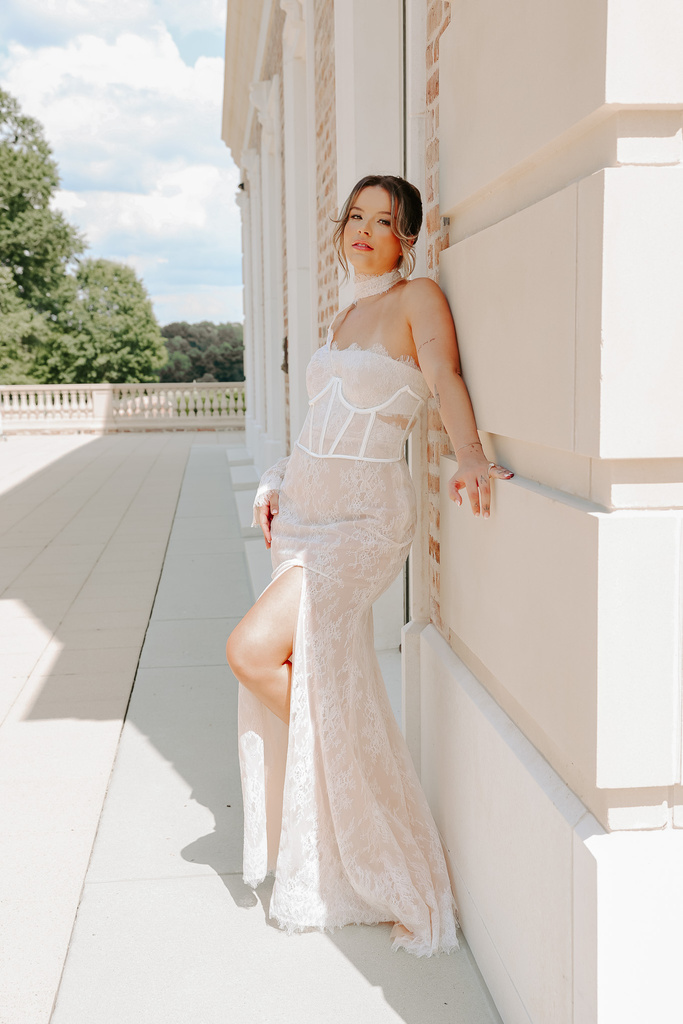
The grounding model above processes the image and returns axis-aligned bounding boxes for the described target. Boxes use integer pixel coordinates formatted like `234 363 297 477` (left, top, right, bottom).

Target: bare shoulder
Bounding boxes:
401 277 448 317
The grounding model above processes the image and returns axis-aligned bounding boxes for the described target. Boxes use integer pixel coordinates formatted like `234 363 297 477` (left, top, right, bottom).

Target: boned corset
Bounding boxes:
296 375 425 463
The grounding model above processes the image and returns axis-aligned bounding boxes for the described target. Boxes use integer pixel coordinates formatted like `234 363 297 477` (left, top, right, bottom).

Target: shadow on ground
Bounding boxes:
0 434 498 1024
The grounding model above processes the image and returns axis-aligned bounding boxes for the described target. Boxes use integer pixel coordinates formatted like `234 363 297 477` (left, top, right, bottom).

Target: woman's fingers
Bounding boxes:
477 472 491 518
489 464 514 480
449 471 481 514
447 473 464 507
448 463 513 518
463 474 484 517
259 505 272 548
267 496 279 548
257 494 280 549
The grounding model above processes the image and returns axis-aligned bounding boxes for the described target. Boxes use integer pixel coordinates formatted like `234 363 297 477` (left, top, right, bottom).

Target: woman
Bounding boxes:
227 174 512 956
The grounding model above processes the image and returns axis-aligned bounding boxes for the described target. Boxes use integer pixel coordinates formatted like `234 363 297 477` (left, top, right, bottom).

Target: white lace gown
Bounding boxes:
240 325 459 956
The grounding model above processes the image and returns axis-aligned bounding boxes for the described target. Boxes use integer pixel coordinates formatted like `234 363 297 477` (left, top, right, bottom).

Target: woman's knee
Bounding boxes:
226 625 252 681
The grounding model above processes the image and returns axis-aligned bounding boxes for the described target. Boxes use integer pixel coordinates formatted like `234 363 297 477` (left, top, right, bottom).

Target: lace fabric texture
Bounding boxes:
241 338 458 956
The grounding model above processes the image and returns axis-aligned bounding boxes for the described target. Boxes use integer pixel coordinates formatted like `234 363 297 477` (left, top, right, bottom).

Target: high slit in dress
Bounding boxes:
238 323 459 956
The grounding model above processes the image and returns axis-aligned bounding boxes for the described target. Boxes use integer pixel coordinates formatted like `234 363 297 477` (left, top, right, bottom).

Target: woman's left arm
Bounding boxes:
405 278 513 518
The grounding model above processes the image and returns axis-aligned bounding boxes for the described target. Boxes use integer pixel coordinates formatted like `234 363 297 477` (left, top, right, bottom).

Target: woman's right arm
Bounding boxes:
252 456 290 547
405 278 513 518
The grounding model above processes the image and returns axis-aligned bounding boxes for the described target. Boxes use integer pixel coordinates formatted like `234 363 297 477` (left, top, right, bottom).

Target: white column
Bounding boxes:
280 0 313 441
251 78 287 470
332 0 407 671
242 147 266 460
302 0 321 356
333 0 404 195
404 0 428 280
401 0 430 764
236 187 256 449
333 0 404 308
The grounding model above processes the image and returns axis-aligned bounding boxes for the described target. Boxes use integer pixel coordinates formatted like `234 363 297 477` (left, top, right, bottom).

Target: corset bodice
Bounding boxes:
296 336 430 463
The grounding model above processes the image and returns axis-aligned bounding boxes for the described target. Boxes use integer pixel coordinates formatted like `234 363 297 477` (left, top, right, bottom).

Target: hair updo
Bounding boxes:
332 174 423 279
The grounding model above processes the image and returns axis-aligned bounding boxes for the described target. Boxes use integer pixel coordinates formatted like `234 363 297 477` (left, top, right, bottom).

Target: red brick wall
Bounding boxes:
314 0 339 346
424 0 452 630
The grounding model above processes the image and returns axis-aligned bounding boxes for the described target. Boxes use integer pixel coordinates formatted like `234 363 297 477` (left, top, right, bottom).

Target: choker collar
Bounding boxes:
353 268 402 301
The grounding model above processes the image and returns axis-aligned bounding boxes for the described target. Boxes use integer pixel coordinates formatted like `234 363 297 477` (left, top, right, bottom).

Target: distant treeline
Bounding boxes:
159 321 244 383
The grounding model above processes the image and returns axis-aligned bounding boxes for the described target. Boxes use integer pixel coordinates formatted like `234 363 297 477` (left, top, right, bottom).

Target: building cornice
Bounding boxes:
222 0 275 166
281 0 305 63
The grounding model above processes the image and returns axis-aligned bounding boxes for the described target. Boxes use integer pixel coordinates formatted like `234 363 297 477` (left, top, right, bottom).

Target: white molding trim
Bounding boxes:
242 0 275 161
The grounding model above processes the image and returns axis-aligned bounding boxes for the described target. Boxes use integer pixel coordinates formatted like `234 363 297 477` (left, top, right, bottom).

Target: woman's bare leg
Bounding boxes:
226 566 303 724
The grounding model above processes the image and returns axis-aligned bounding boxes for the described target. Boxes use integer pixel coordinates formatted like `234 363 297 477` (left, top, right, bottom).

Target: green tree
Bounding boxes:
0 266 52 382
159 320 244 382
0 88 84 313
35 258 168 384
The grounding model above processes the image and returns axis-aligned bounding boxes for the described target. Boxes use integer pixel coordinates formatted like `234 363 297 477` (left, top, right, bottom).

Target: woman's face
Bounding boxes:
343 186 402 276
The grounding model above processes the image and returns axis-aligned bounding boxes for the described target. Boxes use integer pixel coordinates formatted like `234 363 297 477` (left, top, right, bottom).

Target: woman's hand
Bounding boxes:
448 442 513 518
256 492 279 548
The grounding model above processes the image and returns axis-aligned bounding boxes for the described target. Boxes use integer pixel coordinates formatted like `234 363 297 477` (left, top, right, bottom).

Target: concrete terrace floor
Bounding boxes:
0 431 500 1024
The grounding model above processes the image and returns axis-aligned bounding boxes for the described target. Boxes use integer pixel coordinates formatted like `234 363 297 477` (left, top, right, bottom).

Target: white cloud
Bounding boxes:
157 0 226 35
152 286 243 326
53 163 240 245
52 162 243 323
0 0 225 47
1 30 226 191
0 14 243 325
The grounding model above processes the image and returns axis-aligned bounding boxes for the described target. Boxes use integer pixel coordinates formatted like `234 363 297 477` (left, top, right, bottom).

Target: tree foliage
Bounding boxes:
0 89 237 387
0 90 171 385
0 266 52 383
0 87 84 313
159 321 244 382
34 258 168 384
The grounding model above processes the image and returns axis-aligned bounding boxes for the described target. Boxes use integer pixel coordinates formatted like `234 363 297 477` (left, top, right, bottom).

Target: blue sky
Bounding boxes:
0 0 243 325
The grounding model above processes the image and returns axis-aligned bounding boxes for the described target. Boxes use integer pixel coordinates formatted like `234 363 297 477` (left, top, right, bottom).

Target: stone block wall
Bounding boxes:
421 3 683 1018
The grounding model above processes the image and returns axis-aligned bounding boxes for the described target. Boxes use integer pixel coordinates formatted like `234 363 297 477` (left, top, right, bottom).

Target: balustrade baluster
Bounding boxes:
0 381 245 431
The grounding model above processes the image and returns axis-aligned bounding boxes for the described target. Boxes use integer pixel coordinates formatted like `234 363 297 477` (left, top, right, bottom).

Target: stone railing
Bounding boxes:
0 382 246 434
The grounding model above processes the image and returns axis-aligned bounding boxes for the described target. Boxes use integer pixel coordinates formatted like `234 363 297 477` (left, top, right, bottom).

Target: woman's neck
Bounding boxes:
353 268 402 302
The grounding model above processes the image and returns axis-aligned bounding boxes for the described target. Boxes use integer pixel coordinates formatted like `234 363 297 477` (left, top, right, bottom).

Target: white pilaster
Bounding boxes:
404 0 428 279
331 0 410 706
402 0 431 766
236 187 255 449
333 0 404 309
302 0 322 355
251 78 287 470
241 147 266 459
280 0 314 441
333 0 404 196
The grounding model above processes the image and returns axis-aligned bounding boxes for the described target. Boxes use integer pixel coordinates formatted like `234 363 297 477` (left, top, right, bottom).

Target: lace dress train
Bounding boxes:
238 333 459 956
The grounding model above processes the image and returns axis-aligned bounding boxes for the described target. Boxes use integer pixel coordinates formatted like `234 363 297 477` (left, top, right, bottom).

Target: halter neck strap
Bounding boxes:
353 268 402 301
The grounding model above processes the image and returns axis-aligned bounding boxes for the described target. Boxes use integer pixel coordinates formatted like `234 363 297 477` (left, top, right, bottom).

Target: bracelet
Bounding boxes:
455 441 483 456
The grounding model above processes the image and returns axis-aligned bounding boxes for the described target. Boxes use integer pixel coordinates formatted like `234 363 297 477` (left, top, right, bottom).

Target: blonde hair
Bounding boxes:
332 175 423 279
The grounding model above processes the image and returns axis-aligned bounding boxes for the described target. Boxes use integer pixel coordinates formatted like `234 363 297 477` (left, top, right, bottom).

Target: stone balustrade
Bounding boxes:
0 381 246 433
